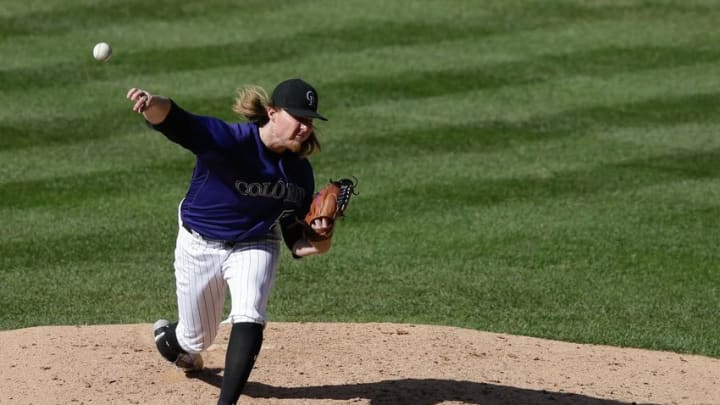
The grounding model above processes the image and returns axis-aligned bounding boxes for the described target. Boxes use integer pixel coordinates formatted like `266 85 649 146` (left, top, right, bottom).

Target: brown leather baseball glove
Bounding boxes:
304 178 358 241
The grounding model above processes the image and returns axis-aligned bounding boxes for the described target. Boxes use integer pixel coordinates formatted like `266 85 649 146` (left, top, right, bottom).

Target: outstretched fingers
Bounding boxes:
126 88 151 113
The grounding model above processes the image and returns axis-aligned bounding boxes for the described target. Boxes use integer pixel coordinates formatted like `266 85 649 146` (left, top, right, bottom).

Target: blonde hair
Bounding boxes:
233 85 270 124
233 85 321 157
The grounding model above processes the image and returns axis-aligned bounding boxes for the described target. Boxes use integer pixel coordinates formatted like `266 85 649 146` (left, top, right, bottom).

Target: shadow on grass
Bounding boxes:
190 370 656 405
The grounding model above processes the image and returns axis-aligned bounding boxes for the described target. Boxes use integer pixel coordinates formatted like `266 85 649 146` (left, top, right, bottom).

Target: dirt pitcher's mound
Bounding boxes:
1 323 718 405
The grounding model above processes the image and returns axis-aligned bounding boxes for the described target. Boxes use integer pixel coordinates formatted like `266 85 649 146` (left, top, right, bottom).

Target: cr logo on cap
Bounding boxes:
306 90 315 107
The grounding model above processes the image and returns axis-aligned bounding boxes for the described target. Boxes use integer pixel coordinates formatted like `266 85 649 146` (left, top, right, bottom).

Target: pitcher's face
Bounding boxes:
269 108 314 153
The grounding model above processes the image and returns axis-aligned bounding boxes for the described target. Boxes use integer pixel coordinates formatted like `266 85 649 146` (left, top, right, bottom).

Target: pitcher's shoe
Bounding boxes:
153 319 204 371
176 352 204 371
153 319 180 362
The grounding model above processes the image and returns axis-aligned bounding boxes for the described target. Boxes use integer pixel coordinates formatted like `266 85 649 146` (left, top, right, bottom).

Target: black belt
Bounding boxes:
182 223 236 248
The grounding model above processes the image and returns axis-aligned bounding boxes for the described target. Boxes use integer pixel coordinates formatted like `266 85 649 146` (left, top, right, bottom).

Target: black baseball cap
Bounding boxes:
271 78 328 121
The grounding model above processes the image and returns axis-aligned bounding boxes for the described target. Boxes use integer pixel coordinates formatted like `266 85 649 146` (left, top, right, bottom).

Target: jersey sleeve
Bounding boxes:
279 159 315 258
279 190 314 258
280 216 304 259
150 100 241 154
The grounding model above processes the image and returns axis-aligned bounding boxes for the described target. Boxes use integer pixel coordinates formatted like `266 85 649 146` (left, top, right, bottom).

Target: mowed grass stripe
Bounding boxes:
4 0 718 89
0 0 283 37
0 130 190 184
3 92 719 217
327 92 720 160
337 60 720 141
466 196 719 351
4 93 719 210
0 159 191 209
0 18 499 92
4 50 720 152
3 73 718 215
0 0 636 41
9 140 718 248
349 149 720 222
324 89 720 172
330 144 720 240
5 5 718 74
0 227 175 267
325 45 720 105
2 0 714 40
1 257 178 326
342 141 720 242
2 215 177 268
0 199 181 242
4 23 720 92
3 5 719 116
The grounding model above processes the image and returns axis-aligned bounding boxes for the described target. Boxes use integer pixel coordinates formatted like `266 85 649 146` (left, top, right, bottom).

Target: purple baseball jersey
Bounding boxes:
151 101 314 242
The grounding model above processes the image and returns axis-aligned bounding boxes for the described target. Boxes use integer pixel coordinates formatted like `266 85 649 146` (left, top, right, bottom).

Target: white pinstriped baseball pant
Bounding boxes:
172 212 281 354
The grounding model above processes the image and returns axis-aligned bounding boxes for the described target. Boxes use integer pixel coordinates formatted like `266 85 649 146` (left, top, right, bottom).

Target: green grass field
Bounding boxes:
1 0 719 358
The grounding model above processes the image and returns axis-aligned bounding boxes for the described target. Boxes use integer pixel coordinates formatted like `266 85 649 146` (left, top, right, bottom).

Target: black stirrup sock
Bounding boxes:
217 322 264 405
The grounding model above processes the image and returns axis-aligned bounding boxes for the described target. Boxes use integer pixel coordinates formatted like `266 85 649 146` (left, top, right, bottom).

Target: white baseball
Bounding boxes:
93 42 112 62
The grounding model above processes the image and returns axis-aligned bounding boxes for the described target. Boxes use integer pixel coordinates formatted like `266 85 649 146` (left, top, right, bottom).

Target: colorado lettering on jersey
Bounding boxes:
234 179 306 205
